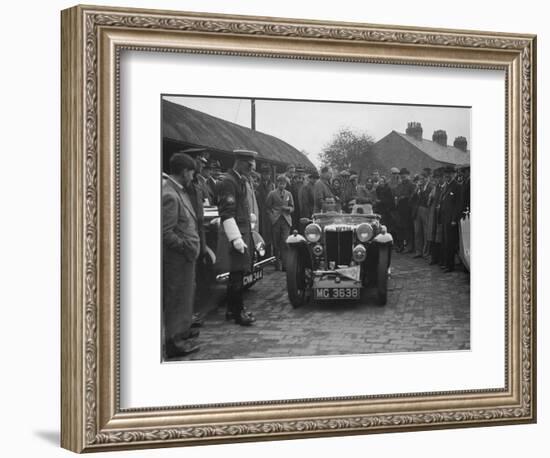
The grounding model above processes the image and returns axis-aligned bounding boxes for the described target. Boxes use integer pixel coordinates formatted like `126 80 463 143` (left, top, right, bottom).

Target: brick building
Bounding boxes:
368 122 470 176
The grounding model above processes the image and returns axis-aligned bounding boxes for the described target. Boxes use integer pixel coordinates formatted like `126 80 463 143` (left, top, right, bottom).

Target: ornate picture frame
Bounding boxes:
61 4 536 453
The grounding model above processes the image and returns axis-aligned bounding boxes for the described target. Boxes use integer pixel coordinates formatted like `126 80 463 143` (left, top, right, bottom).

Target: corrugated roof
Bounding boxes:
394 131 470 165
162 100 315 169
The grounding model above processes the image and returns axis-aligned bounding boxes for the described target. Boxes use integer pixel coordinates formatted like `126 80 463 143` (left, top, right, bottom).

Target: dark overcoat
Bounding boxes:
215 169 254 274
255 178 274 243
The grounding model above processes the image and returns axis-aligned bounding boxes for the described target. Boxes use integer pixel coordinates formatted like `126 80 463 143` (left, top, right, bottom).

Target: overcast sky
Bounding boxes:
164 95 471 166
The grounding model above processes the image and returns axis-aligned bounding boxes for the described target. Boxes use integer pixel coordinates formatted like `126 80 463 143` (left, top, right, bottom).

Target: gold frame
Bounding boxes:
61 4 537 453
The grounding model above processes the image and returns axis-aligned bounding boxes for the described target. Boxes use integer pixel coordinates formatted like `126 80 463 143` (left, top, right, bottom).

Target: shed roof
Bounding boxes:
393 131 470 165
162 100 315 169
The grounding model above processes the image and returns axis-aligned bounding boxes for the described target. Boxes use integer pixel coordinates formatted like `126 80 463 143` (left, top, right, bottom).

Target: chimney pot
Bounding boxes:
432 130 448 147
405 121 423 141
453 136 468 152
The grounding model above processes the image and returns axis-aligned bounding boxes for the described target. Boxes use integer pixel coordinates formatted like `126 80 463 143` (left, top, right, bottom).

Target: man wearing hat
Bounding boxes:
255 164 274 256
265 175 294 271
394 167 415 252
299 170 318 224
439 166 462 272
179 148 211 327
203 160 220 205
162 152 201 358
314 166 335 213
388 167 401 192
215 149 258 325
411 170 432 259
426 167 444 265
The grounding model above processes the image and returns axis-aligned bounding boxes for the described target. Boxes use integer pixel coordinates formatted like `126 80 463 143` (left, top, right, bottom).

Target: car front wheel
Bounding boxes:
286 247 307 308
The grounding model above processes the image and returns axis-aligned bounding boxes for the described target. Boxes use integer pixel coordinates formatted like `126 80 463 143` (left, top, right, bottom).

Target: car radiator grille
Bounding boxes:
325 230 353 266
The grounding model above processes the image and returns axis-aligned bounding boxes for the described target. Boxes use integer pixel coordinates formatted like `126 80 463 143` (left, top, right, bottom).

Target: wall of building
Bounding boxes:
370 132 447 177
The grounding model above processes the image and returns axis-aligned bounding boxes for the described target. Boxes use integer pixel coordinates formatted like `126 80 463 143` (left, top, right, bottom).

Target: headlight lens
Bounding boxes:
353 244 367 262
304 223 322 243
356 223 374 242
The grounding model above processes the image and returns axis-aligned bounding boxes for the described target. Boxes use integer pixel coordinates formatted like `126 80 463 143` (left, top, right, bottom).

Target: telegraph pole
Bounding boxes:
251 98 256 131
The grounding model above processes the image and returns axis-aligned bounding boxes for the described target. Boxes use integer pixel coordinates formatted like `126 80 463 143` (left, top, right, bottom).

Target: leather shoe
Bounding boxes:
226 308 256 322
164 338 200 359
191 313 204 328
412 254 422 258
177 328 200 340
234 310 255 326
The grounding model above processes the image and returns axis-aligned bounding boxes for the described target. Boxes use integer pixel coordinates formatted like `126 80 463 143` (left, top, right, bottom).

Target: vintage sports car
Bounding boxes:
285 202 393 307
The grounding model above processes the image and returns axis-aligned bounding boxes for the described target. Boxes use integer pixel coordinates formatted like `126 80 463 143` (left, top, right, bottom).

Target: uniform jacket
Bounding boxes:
215 169 254 274
313 179 334 213
439 179 462 225
265 188 294 226
162 177 201 262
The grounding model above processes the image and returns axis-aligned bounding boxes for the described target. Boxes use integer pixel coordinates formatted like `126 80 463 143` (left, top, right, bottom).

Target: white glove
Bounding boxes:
232 237 247 254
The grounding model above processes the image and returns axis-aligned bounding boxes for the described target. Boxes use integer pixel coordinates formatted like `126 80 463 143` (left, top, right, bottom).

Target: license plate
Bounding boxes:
242 268 263 286
314 287 360 300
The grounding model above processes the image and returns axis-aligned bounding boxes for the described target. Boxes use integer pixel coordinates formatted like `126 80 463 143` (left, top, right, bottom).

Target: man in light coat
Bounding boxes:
265 174 295 271
162 152 201 358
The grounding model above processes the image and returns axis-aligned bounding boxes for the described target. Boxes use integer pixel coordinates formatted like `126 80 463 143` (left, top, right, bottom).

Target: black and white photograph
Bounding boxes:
161 95 471 361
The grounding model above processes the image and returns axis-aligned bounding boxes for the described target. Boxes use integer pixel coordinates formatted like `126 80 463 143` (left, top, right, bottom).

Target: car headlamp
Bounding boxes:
352 244 367 262
304 223 322 243
356 222 374 242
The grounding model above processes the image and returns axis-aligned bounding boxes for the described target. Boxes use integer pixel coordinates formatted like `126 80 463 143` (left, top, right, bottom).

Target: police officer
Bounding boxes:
215 149 258 326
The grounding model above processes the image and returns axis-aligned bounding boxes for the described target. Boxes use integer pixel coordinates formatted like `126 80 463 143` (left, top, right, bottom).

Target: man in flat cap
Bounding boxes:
314 166 335 213
299 170 318 226
427 167 445 265
255 163 275 257
179 148 211 327
265 174 294 271
215 149 258 325
162 152 201 358
439 166 462 272
394 168 415 252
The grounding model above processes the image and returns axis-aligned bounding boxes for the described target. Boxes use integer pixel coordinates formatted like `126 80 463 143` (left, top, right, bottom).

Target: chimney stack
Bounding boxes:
432 130 448 146
453 136 468 152
405 122 423 141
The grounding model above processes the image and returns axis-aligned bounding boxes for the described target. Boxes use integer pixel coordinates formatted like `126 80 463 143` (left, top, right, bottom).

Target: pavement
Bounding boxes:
177 251 470 361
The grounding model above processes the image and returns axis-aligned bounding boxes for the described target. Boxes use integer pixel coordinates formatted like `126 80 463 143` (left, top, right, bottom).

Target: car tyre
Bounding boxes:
376 244 390 306
286 247 306 308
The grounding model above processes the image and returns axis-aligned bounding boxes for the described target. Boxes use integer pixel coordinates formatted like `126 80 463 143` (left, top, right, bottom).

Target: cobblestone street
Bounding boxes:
180 252 470 361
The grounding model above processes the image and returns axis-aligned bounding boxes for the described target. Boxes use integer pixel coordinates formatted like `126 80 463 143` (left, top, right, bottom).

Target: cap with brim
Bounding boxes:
443 166 455 174
309 171 320 179
233 149 258 160
339 170 351 177
390 167 400 174
181 147 207 155
276 174 289 184
260 164 271 172
286 164 296 171
399 168 410 175
350 174 358 180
